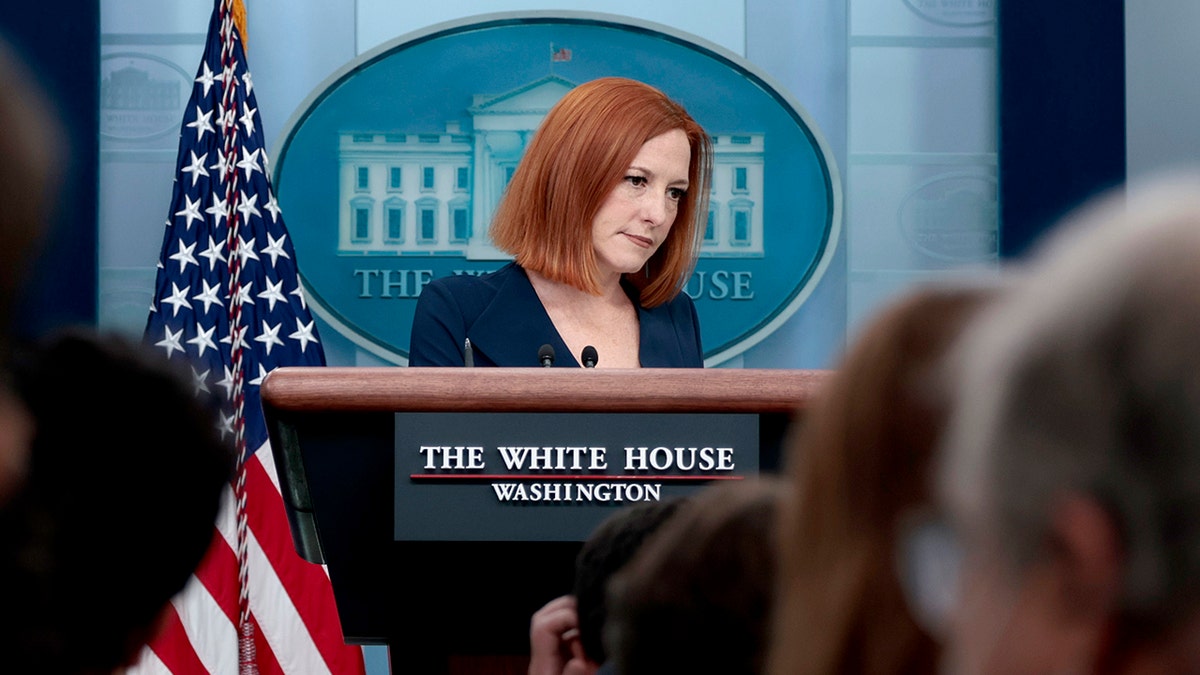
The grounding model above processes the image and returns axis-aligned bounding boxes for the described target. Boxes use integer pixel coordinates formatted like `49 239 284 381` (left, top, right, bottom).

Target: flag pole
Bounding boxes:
217 0 257 672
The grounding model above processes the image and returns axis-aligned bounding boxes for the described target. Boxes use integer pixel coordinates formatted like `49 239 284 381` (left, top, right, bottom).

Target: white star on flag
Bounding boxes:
253 319 284 356
169 239 199 273
154 325 185 358
263 193 282 223
190 366 211 396
239 102 257 137
162 282 192 317
187 323 219 357
261 232 290 267
205 193 228 226
289 317 320 353
257 277 285 311
195 60 215 97
187 106 215 141
198 235 226 270
181 150 210 186
237 146 261 179
174 194 204 230
192 279 224 313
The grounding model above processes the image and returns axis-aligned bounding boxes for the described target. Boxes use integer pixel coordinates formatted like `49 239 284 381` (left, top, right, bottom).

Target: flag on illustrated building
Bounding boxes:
551 44 572 62
134 1 365 673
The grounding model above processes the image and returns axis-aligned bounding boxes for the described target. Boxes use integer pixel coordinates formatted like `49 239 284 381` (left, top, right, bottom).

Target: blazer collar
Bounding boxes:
468 265 681 367
467 265 577 367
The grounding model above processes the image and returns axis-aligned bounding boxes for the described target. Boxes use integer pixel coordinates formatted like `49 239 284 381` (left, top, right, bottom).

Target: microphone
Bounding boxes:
581 345 598 368
538 344 555 367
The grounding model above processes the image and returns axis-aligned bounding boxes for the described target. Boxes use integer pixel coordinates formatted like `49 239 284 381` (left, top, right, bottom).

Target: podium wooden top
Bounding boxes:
261 367 830 415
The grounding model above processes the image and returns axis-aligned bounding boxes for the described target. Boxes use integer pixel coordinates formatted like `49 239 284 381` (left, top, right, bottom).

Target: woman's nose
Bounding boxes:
642 191 670 227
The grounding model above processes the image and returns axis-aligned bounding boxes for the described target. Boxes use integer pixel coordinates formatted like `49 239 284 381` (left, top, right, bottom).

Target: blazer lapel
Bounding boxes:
468 265 575 367
636 302 684 367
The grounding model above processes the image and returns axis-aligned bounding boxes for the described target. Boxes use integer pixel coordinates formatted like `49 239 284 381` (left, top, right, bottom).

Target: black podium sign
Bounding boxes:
395 411 758 542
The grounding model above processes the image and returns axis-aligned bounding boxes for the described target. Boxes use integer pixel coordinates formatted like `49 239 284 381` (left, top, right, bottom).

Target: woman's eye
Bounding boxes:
667 187 687 201
625 175 648 187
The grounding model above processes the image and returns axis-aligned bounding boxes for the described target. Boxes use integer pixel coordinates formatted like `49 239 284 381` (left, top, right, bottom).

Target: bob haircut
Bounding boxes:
489 77 712 308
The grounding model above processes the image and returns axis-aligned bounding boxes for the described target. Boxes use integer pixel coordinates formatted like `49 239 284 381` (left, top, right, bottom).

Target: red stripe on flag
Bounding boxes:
245 450 365 673
148 605 211 675
194 527 240 625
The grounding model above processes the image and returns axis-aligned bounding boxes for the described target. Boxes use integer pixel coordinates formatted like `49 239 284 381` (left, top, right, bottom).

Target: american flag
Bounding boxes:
134 1 365 673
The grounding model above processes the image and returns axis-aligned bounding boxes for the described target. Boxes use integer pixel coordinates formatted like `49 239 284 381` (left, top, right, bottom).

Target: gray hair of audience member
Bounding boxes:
940 171 1200 630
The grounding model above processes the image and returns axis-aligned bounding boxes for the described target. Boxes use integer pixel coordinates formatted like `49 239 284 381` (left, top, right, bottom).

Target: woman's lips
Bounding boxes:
623 232 653 248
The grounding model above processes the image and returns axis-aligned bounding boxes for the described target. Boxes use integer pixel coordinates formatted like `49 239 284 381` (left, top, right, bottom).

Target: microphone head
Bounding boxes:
581 345 598 368
538 343 556 367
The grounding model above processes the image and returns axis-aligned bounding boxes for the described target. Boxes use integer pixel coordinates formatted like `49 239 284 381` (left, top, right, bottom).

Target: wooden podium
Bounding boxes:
261 367 827 673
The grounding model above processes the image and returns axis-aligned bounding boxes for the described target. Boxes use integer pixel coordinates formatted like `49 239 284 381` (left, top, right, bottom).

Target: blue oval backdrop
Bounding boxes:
274 11 841 366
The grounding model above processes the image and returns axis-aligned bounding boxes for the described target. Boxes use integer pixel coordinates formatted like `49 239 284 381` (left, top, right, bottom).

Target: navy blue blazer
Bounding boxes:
408 263 704 367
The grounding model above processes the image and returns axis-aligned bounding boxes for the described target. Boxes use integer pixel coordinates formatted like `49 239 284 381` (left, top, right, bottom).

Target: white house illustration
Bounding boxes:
337 75 764 259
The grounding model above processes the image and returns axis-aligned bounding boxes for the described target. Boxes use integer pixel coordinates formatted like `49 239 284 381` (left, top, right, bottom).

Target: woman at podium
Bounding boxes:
409 77 712 368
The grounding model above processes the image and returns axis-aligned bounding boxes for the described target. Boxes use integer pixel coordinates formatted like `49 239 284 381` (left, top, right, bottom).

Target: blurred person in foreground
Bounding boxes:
765 280 1003 675
937 172 1200 674
409 77 712 368
0 331 235 673
604 477 785 675
0 34 233 675
0 36 66 507
529 497 688 675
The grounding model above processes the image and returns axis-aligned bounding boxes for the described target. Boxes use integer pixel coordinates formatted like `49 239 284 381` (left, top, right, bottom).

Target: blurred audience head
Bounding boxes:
604 477 784 675
939 172 1200 674
574 496 689 666
0 330 235 673
0 37 66 508
528 497 688 675
0 37 65 343
766 279 1004 675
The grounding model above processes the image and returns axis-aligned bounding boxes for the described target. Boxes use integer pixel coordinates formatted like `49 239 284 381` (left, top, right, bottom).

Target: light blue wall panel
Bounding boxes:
357 0 746 56
1126 1 1200 182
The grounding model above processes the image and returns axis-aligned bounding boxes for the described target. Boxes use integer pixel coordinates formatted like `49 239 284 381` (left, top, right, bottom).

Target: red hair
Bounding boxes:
489 77 712 307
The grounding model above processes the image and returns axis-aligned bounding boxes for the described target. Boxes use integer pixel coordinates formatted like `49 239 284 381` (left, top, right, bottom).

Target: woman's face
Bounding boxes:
591 128 691 281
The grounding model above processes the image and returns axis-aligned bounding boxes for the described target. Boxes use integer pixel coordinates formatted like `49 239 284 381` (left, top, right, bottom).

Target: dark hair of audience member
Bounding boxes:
604 477 784 675
0 330 235 673
573 496 689 665
765 281 1001 675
